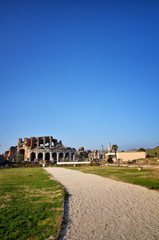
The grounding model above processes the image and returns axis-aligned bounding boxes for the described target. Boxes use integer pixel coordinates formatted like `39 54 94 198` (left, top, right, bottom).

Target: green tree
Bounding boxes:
154 152 158 158
138 148 146 152
112 144 118 163
17 153 24 163
107 155 113 163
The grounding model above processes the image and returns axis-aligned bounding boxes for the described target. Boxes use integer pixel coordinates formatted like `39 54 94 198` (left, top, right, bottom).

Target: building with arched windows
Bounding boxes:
5 136 77 164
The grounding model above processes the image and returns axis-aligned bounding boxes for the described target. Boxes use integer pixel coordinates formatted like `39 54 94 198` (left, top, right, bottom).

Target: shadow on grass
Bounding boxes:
58 190 72 240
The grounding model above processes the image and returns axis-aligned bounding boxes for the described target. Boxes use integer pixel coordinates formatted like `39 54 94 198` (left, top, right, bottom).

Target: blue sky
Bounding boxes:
0 0 159 154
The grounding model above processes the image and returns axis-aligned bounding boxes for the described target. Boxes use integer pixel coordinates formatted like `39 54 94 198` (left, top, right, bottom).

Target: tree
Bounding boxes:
17 153 24 163
107 155 113 163
112 144 118 163
138 148 146 152
154 152 158 158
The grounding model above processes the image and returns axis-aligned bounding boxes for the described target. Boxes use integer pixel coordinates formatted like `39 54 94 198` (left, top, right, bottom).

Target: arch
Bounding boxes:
71 153 75 161
19 149 25 161
45 152 50 161
32 141 37 149
45 142 49 147
30 152 36 162
39 138 44 147
65 152 69 161
53 139 57 146
59 152 64 162
52 152 57 163
38 152 43 161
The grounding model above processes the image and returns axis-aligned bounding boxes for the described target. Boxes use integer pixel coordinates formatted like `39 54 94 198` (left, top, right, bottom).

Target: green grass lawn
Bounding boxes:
68 166 159 190
0 168 64 240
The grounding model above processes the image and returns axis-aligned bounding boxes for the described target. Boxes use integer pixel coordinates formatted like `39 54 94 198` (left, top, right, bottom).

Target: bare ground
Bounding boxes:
45 167 159 240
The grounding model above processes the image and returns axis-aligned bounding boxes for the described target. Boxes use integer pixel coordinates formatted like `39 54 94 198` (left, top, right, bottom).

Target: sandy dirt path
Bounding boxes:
45 167 159 240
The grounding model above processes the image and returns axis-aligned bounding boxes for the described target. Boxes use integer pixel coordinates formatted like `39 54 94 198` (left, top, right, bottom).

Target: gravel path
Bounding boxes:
45 167 159 240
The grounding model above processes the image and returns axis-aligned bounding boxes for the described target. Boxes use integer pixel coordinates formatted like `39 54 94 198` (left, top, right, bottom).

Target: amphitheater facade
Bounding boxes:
6 136 77 163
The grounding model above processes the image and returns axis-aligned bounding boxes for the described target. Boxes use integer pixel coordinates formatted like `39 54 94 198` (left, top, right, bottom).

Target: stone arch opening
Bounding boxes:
19 149 25 161
38 152 43 161
32 139 37 148
52 152 57 163
31 152 36 162
45 152 50 161
71 153 75 161
53 139 57 146
59 152 64 162
65 152 69 161
39 138 44 147
45 142 49 147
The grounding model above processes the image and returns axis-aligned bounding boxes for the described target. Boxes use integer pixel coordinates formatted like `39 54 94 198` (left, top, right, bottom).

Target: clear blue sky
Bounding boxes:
0 0 159 154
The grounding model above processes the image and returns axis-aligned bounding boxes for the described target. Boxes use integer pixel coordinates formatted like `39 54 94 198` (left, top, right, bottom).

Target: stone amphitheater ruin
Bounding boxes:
5 136 77 164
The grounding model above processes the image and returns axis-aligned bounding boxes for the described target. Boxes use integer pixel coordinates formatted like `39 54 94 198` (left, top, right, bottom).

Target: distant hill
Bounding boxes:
126 149 138 152
146 146 159 158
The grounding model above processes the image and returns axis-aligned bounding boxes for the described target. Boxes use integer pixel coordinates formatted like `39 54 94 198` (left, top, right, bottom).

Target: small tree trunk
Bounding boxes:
115 151 118 164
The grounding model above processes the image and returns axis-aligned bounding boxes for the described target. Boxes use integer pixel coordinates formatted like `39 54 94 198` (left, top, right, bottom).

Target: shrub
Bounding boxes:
17 153 24 163
90 161 96 166
10 162 42 168
107 156 113 163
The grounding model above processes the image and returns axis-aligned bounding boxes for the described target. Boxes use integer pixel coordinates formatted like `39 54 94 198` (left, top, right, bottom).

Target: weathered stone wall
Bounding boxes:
7 136 77 163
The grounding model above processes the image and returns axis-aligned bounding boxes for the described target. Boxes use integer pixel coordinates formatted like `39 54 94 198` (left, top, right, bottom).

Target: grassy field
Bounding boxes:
0 168 64 240
68 166 159 190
